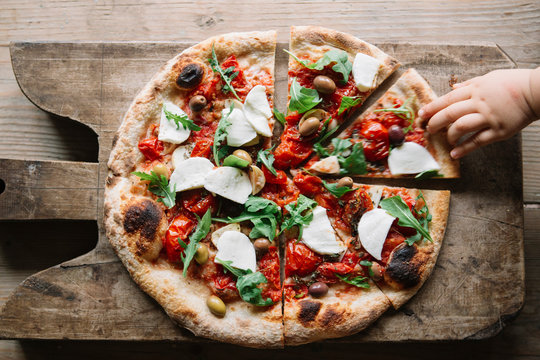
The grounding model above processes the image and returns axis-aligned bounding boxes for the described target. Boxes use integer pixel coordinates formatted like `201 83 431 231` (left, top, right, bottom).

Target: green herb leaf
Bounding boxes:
373 97 415 133
257 148 277 176
337 96 363 115
208 44 241 101
339 142 367 175
163 107 201 131
415 169 443 179
181 209 212 277
215 258 246 278
336 274 370 288
359 260 374 277
322 180 355 198
285 49 352 83
288 78 322 114
223 155 250 168
213 104 234 165
132 171 176 208
281 195 318 240
273 109 286 126
380 195 432 242
405 191 433 245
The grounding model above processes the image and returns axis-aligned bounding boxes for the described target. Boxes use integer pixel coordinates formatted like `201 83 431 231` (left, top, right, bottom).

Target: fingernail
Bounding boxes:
450 149 459 159
418 109 425 118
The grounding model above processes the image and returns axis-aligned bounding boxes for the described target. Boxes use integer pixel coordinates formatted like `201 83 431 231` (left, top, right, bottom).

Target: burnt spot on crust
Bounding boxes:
106 175 121 188
123 199 163 240
298 300 322 324
385 243 421 288
111 133 119 148
320 306 346 327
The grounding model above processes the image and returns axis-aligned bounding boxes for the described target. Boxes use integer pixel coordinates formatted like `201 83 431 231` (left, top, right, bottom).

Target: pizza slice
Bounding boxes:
306 69 460 178
273 25 400 170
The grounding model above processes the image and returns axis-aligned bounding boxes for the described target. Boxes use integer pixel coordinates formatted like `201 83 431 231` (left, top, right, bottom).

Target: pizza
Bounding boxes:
104 26 453 348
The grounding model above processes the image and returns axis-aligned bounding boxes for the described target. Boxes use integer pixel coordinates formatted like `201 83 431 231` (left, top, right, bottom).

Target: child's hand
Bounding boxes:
419 68 540 159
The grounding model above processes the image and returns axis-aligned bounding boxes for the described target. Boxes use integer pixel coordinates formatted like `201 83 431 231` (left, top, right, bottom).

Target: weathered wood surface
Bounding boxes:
0 41 524 345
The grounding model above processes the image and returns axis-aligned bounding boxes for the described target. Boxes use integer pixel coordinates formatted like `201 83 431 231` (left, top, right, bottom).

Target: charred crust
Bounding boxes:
385 244 421 288
298 300 321 324
123 199 163 240
106 175 120 188
111 133 119 148
320 306 346 327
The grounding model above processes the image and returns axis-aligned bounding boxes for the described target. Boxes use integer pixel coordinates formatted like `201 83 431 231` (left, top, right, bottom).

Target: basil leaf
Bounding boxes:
163 107 201 131
132 171 176 208
415 169 443 179
322 180 355 198
208 44 241 101
257 148 277 176
223 155 250 168
181 209 212 277
285 49 352 83
281 195 318 240
335 274 370 289
337 96 363 115
330 138 352 155
288 78 321 114
273 109 286 126
213 104 234 165
380 196 432 242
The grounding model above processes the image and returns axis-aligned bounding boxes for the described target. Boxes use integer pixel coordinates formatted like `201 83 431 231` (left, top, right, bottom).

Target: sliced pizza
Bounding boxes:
273 25 400 170
306 68 459 178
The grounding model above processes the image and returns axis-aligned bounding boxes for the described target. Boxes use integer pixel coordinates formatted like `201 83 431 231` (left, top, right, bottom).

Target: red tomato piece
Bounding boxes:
315 262 354 283
259 246 281 303
262 166 288 185
293 172 323 196
285 241 323 277
163 214 196 263
261 183 300 209
283 283 308 300
273 127 314 169
380 230 406 264
181 190 215 217
359 120 389 162
190 139 213 159
138 137 164 161
213 264 238 292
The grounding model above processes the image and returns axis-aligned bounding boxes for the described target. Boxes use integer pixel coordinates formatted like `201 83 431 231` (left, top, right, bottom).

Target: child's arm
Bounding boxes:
419 67 540 159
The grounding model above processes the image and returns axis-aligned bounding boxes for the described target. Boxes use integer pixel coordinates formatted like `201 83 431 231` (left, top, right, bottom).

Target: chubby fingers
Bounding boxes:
418 85 471 123
426 99 477 135
450 129 497 159
446 112 486 145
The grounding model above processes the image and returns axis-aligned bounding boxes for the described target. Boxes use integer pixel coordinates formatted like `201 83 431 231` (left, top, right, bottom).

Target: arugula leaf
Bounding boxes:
213 196 281 241
359 260 374 277
257 148 277 176
322 180 355 198
213 104 234 165
132 171 176 208
415 169 443 179
336 274 370 289
373 97 415 133
405 191 433 245
281 195 318 240
285 49 352 83
223 155 250 168
380 195 432 242
337 96 363 115
208 44 241 101
288 78 321 114
181 209 212 277
273 109 286 126
163 107 201 131
339 142 367 175
215 259 273 306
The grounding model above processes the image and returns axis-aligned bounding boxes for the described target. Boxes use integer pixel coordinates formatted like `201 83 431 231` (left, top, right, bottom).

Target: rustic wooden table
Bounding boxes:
0 1 538 359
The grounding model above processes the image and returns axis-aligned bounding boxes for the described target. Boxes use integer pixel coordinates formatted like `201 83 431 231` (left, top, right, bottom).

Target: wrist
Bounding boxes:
527 66 540 120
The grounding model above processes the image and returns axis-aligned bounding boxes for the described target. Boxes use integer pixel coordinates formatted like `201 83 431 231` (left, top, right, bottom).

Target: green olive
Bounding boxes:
299 117 320 136
194 243 209 265
337 177 353 188
313 75 336 94
232 149 253 165
248 165 266 195
207 295 226 317
153 163 169 178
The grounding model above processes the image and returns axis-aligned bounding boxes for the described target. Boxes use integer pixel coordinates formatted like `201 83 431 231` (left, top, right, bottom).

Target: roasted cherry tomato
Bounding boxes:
220 55 250 99
285 241 322 277
293 172 323 196
283 283 308 300
163 214 196 263
262 166 288 185
138 137 164 161
190 139 213 158
273 127 314 169
259 246 282 303
380 230 406 264
213 264 238 292
315 262 354 283
261 183 300 209
359 120 389 162
181 190 215 217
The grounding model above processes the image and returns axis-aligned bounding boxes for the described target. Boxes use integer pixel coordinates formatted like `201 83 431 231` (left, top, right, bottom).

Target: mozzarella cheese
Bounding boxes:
308 156 340 174
171 145 193 169
367 186 384 208
243 85 273 137
226 107 258 147
302 206 346 255
215 231 256 272
352 53 383 92
388 142 441 175
357 208 396 260
204 166 252 204
158 102 191 144
211 223 242 247
169 157 214 192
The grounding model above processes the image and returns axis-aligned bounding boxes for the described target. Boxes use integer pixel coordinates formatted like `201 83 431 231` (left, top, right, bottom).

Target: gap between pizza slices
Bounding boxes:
103 26 454 349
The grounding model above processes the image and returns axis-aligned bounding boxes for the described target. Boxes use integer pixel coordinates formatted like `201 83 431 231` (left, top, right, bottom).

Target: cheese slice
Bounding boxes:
211 223 242 247
171 144 193 169
204 166 252 204
169 157 214 192
308 156 340 174
302 206 346 255
243 85 273 137
388 142 441 175
226 107 258 147
367 186 384 208
352 53 383 92
158 102 191 144
215 231 256 273
357 208 396 260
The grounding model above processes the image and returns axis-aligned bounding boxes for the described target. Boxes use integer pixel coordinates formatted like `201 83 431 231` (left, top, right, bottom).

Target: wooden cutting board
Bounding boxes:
0 41 523 342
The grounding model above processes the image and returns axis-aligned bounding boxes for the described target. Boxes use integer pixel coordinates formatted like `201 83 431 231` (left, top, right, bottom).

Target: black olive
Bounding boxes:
176 63 204 90
308 282 329 298
388 125 405 145
189 95 207 112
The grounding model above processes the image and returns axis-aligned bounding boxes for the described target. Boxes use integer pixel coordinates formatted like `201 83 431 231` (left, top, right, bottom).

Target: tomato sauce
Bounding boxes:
258 246 282 303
